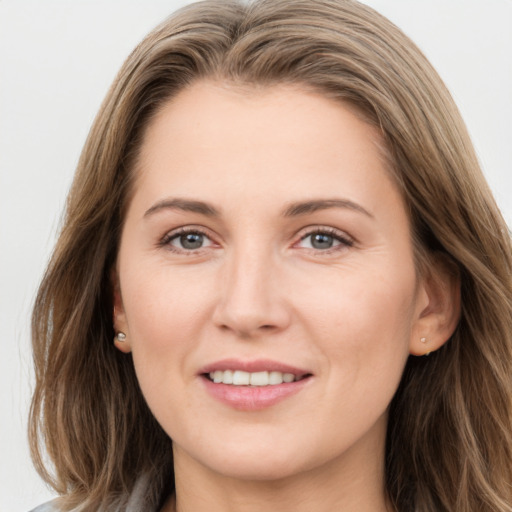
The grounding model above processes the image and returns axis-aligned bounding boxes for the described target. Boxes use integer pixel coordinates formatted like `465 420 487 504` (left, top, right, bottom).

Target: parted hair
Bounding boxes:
29 1 512 511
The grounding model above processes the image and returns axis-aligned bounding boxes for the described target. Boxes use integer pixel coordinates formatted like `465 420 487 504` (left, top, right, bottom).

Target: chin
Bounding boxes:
174 433 316 482
207 455 309 482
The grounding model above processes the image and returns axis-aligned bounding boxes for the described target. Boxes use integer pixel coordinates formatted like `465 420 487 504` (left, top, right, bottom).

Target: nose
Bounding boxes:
212 247 291 338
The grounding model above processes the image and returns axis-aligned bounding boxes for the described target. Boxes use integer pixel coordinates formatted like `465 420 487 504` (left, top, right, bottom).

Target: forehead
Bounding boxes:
128 81 402 222
141 81 384 151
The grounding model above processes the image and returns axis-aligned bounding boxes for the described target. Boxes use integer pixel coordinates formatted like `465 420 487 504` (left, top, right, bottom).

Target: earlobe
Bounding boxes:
111 268 132 354
410 254 461 356
114 330 132 353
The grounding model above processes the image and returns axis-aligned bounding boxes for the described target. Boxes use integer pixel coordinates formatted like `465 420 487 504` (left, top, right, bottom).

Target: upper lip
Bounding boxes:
198 358 312 376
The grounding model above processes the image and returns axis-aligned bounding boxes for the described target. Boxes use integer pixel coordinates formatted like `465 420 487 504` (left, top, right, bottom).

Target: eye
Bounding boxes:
296 228 353 252
161 228 214 252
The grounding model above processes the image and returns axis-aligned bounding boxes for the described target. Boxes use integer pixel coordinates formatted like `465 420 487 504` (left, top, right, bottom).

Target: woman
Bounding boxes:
29 0 512 511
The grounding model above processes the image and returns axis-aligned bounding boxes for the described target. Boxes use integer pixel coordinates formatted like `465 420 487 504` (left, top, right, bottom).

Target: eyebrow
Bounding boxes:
144 197 373 219
144 198 220 218
282 199 373 218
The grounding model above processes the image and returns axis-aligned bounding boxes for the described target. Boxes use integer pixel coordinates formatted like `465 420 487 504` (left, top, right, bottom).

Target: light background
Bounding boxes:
1 1 511 510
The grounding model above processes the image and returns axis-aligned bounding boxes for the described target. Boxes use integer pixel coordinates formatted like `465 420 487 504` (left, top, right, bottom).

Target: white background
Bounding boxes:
1 1 511 510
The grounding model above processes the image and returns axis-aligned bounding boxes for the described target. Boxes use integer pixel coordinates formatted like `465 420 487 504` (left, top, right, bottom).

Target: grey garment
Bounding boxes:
28 473 161 512
29 503 59 512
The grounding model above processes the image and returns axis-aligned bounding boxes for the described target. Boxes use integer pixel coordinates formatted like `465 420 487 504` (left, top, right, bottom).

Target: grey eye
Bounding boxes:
178 232 204 250
164 229 214 252
297 229 352 252
310 233 335 249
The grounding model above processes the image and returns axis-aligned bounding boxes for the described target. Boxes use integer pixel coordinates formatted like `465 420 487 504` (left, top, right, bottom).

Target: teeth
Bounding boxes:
250 371 268 386
233 370 250 385
269 371 283 385
208 370 299 386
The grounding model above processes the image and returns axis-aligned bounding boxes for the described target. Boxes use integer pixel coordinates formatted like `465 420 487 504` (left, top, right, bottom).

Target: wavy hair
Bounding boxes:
29 1 512 510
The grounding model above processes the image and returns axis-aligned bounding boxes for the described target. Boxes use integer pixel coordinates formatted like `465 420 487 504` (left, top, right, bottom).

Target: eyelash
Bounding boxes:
296 227 354 254
159 227 213 255
158 226 354 255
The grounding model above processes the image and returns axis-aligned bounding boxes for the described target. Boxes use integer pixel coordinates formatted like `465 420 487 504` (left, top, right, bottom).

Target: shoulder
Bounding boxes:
29 501 60 512
27 474 158 512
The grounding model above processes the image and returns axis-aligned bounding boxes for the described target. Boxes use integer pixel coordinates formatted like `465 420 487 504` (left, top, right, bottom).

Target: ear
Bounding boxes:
409 254 461 356
111 267 132 354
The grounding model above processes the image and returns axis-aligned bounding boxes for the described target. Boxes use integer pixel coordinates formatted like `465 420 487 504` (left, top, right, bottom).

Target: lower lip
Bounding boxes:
201 376 311 411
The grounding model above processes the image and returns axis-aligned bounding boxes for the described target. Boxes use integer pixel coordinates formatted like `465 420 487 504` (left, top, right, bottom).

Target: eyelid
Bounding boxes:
294 225 355 251
157 224 354 254
159 225 219 253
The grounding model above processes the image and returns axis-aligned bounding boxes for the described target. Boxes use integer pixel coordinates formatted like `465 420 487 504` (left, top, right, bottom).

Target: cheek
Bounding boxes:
120 264 214 369
294 260 417 393
120 269 210 424
297 261 417 340
124 258 210 319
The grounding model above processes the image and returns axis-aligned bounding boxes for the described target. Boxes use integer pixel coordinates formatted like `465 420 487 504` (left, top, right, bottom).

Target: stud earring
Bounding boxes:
420 337 431 356
116 332 126 342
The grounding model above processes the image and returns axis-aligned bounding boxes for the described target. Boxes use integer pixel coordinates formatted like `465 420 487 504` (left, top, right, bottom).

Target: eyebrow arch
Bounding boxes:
144 197 372 220
282 199 373 218
144 198 220 218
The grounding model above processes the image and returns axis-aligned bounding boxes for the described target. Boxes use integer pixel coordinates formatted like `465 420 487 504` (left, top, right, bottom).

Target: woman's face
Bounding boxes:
115 82 430 481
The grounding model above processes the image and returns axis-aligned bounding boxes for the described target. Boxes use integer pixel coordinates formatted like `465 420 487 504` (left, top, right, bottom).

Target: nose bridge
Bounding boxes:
213 239 289 336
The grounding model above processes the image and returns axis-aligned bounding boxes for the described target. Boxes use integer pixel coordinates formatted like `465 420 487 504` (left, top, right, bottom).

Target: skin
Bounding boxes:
113 82 458 512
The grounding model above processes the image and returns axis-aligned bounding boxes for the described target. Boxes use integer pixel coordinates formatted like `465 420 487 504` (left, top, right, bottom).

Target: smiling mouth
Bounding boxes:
204 370 311 386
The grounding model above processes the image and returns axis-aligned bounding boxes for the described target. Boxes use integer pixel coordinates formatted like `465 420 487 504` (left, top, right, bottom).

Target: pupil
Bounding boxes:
312 233 333 249
181 233 203 249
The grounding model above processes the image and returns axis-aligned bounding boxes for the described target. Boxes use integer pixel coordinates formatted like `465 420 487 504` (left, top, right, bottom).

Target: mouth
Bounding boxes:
204 370 310 386
198 359 313 410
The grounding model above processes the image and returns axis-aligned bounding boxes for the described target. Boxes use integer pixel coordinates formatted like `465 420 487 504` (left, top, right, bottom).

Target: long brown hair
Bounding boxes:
30 1 512 510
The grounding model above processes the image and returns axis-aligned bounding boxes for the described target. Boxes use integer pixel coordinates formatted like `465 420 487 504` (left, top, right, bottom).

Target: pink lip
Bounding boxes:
199 358 310 375
198 359 313 411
